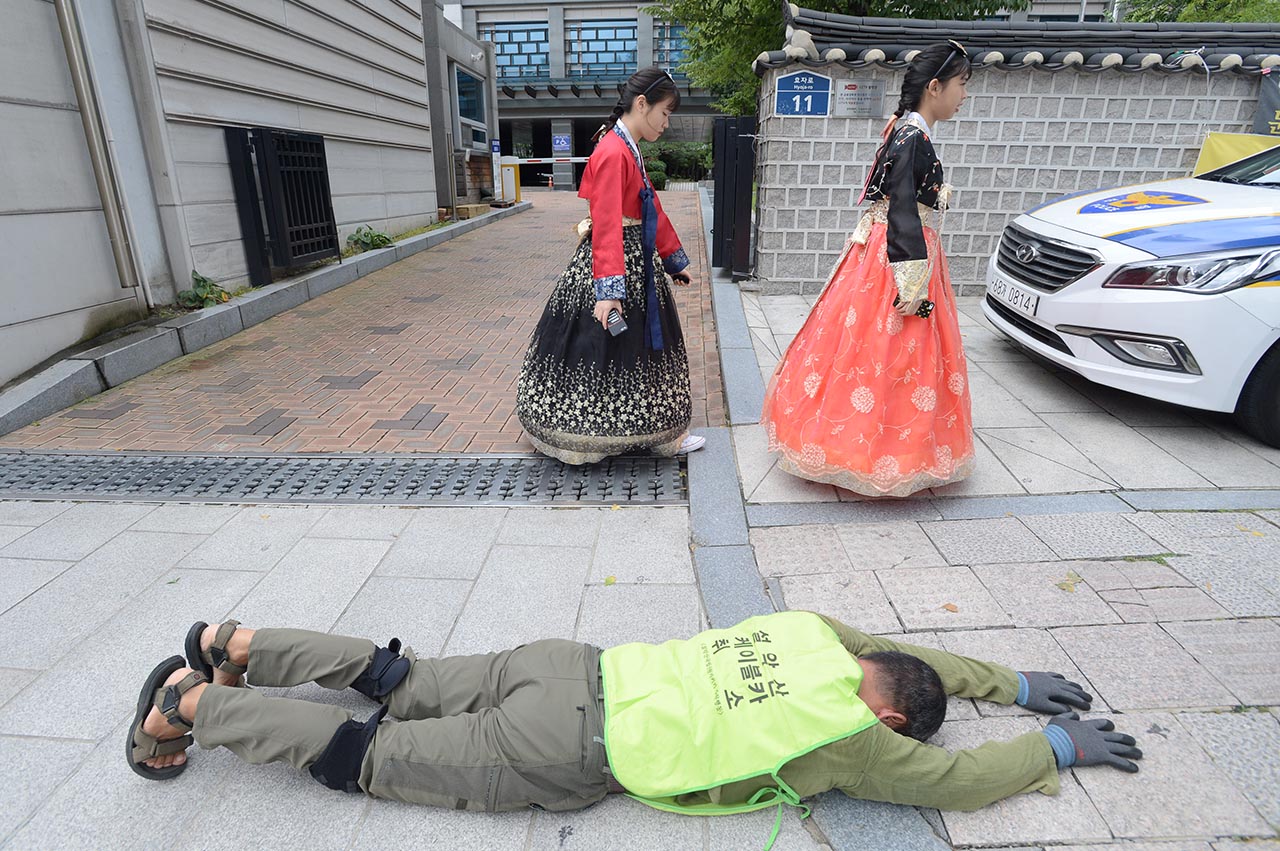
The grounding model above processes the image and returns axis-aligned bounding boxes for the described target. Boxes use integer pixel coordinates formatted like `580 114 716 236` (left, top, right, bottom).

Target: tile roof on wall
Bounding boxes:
754 2 1280 74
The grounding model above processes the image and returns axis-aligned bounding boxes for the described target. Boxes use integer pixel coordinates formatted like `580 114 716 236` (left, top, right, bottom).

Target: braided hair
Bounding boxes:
592 67 682 142
859 41 970 203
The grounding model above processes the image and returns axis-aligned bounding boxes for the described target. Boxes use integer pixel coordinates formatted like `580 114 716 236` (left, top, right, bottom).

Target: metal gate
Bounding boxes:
226 127 342 286
711 116 757 280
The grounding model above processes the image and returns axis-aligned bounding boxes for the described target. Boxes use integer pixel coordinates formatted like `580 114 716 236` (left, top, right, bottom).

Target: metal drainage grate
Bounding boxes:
0 453 687 506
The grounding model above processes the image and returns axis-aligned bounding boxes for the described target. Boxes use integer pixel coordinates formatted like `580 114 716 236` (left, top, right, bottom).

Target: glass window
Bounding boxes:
565 18 638 79
653 21 687 77
477 22 550 79
456 68 485 124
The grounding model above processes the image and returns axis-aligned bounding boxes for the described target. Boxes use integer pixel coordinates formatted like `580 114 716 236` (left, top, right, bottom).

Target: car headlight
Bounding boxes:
1103 248 1280 295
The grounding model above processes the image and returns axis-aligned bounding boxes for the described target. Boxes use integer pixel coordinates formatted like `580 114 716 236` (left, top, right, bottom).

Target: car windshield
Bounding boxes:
1198 145 1280 188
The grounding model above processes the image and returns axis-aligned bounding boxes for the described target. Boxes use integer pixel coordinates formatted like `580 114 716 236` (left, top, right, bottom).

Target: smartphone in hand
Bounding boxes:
606 309 628 336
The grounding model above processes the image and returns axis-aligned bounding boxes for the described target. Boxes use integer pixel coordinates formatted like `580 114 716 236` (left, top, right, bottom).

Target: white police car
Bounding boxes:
983 145 1280 446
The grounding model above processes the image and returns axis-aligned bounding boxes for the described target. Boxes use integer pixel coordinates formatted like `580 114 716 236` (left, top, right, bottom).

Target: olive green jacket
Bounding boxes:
676 615 1059 812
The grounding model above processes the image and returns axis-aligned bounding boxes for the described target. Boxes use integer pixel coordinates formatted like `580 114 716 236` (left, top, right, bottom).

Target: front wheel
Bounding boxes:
1235 340 1280 448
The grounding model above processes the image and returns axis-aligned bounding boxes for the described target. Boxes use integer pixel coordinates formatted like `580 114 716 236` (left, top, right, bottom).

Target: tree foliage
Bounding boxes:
1123 0 1280 21
646 0 1029 115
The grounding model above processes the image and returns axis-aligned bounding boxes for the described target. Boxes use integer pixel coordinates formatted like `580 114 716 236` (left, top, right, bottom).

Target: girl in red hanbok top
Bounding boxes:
518 67 703 464
761 42 976 496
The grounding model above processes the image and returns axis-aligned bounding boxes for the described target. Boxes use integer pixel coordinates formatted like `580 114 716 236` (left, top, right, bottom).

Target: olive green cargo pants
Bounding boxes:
191 628 611 812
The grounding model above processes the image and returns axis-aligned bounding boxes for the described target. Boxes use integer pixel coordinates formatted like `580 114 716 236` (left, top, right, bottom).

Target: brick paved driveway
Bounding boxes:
0 190 723 454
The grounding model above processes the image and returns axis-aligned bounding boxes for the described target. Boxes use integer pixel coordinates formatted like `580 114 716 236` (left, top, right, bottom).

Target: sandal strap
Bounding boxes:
131 720 194 762
153 671 207 733
205 619 247 676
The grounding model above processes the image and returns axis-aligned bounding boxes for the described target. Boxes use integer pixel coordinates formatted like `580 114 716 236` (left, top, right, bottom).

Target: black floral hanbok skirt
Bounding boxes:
516 225 691 465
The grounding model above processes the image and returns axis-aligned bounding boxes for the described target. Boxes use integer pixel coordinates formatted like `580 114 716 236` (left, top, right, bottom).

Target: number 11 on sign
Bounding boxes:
792 94 813 112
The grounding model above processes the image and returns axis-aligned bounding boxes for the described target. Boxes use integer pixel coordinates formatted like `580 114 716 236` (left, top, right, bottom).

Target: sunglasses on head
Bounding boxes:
640 69 676 97
933 39 969 80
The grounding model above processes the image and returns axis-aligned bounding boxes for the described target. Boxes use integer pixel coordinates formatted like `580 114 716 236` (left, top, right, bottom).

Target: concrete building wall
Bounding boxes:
0 0 147 386
753 65 1261 295
137 0 439 287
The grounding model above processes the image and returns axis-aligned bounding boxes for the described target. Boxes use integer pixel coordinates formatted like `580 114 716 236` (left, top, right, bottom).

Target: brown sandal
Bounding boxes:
126 655 206 780
185 619 247 686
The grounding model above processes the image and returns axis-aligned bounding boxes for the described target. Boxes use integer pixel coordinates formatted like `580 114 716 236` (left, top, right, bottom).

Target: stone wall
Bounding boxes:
753 64 1261 295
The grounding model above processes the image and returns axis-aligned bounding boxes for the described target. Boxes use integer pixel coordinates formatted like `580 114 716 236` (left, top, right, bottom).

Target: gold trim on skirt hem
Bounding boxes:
772 451 976 498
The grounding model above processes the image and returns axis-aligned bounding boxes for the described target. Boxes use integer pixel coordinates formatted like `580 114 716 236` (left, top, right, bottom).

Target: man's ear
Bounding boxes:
875 707 908 732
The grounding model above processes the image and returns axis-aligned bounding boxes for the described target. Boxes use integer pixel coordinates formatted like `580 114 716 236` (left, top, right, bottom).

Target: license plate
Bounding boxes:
987 274 1040 317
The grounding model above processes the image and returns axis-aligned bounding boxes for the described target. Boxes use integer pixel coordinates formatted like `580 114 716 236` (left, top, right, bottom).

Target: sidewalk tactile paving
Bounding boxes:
0 191 722 455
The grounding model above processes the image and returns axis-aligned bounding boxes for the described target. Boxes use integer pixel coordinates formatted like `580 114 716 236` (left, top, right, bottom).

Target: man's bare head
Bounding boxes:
856 651 947 741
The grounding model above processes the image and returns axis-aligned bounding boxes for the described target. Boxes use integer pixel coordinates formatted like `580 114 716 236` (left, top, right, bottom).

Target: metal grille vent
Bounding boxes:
996 222 1099 291
0 453 687 506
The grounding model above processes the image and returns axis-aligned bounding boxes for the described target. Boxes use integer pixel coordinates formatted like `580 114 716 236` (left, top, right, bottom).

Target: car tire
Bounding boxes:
1235 340 1280 449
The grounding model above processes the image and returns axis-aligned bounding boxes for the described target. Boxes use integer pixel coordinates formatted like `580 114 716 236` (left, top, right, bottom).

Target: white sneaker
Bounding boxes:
677 434 706 454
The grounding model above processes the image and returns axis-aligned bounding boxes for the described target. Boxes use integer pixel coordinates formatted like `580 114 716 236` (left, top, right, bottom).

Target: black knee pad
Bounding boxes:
350 638 411 702
309 704 388 793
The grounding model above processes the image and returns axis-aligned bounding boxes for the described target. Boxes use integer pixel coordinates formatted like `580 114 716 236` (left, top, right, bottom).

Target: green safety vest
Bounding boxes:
600 612 879 849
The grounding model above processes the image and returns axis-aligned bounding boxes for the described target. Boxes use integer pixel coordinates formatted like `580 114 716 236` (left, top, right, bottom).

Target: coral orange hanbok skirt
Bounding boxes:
761 215 974 497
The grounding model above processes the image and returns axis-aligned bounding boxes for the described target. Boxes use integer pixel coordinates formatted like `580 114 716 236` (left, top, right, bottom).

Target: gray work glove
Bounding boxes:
1017 671 1093 715
1044 712 1142 773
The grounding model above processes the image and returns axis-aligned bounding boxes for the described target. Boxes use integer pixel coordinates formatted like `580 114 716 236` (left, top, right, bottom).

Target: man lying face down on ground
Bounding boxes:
128 611 1139 848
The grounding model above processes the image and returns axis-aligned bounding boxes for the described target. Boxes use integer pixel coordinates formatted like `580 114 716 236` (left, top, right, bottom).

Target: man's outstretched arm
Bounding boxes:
836 713 1142 811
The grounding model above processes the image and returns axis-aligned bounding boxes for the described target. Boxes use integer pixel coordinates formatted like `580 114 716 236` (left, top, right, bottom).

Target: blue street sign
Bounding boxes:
552 133 572 152
775 71 832 116
491 139 501 153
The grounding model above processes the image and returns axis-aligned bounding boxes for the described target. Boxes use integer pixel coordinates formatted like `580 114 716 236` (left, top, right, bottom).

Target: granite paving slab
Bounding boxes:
922 517 1057 566
1101 586 1231 623
751 524 852 576
128 503 242 534
0 668 37 708
0 500 72 526
332 576 472 658
932 716 1111 846
1140 427 1280 488
975 359 1101 414
973 562 1123 628
178 754 368 851
877 566 1013 631
495 506 602 548
591 507 694 584
375 507 506 579
833 521 948 570
1057 843 1212 851
348 801 531 851
0 501 155 561
732 424 776 499
576 583 703 647
176 506 328 572
1154 511 1276 541
0 565 259 740
1017 513 1163 560
305 506 415 540
1051 624 1236 710
1176 709 1280 829
1057 376 1201 427
1165 554 1280 618
0 530 204 668
1073 711 1272 840
967 368 1046 429
778 571 902 634
526 793 705 850
940 627 1109 716
234 537 389 632
748 461 841 503
1214 840 1280 851
0 525 31 548
810 794 953 851
975 427 1117 494
444 544 590 655
0 555 72 612
1162 619 1280 706
1039 413 1212 489
0 735 96 840
708 802 828 851
1070 560 1192 591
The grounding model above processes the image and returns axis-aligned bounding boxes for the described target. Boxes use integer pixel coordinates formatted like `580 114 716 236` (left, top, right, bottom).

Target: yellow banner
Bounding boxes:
1193 131 1280 175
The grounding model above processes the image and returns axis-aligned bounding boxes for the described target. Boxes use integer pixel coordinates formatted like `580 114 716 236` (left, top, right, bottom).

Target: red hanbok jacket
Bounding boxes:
578 127 690 301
